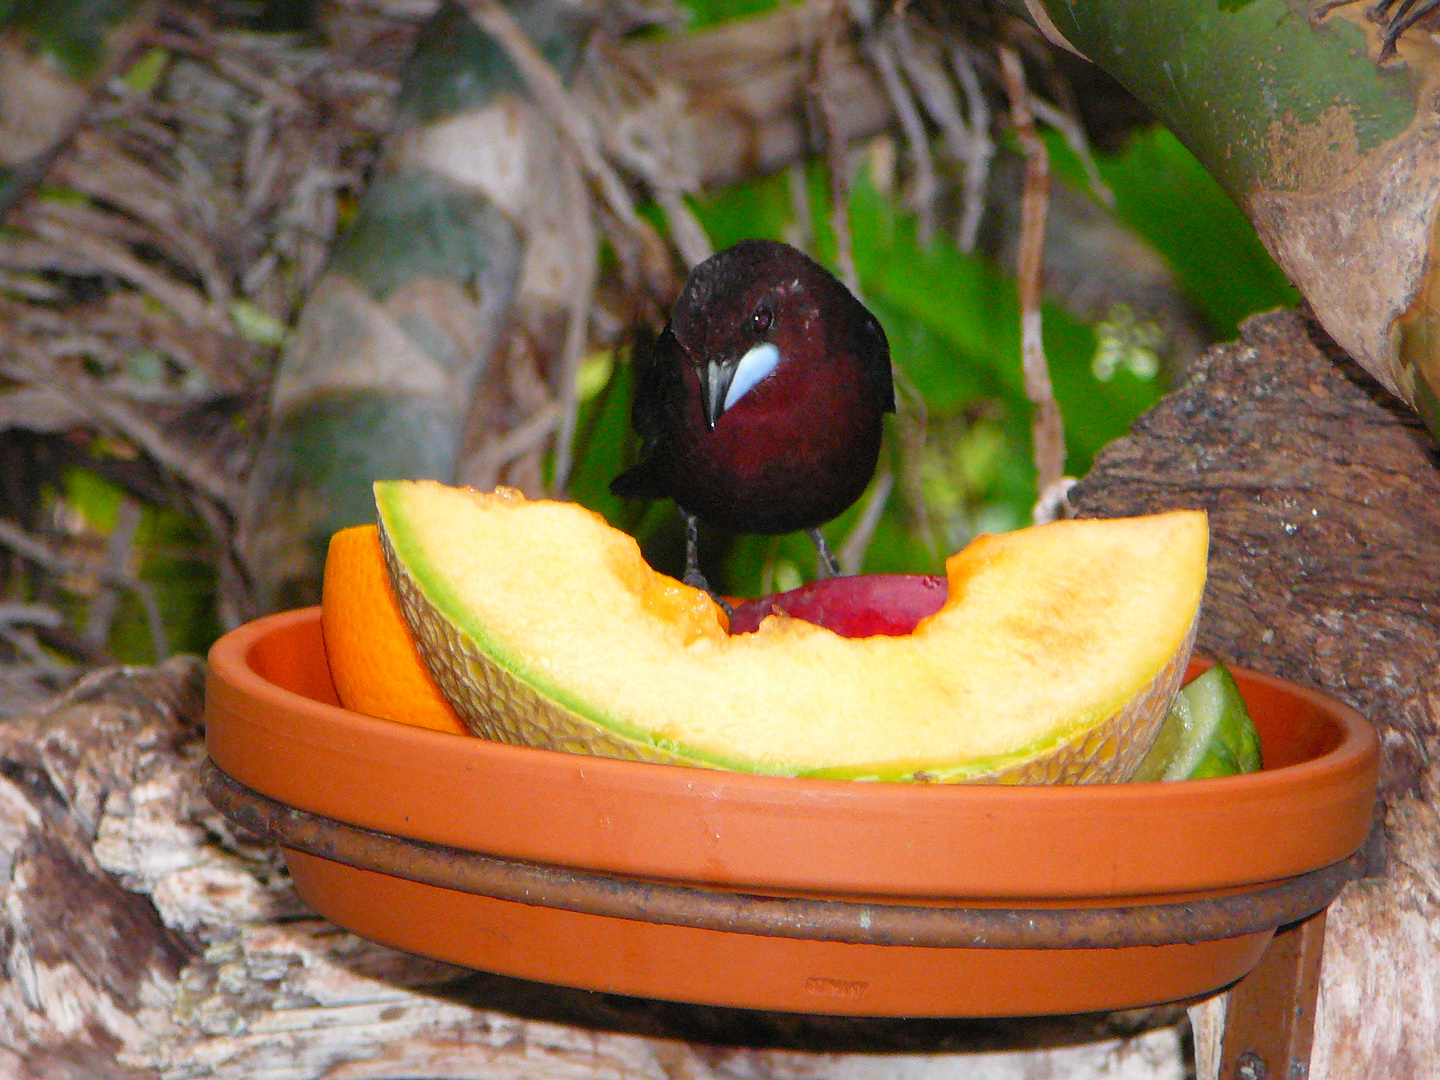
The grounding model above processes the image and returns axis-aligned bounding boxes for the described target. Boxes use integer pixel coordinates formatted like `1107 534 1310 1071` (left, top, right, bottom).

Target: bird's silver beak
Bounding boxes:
702 359 737 430
701 343 781 430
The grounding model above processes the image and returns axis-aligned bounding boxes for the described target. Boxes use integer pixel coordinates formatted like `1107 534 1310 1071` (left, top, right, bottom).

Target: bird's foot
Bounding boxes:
681 509 733 617
808 528 842 579
683 566 733 617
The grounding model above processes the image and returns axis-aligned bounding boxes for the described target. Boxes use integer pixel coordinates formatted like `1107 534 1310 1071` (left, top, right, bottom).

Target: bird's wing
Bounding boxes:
610 322 686 501
858 310 896 414
629 321 687 453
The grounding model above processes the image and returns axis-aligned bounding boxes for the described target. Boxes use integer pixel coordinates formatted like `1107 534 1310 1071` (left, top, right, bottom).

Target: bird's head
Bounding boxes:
669 239 891 430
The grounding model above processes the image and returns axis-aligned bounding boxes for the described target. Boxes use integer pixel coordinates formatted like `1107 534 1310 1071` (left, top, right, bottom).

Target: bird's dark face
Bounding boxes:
669 240 855 431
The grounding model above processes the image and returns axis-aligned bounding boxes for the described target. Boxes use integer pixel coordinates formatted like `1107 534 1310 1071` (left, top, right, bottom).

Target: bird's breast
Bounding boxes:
660 353 885 535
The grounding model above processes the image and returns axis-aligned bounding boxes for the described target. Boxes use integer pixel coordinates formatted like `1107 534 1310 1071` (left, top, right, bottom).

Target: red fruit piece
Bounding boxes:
727 575 947 638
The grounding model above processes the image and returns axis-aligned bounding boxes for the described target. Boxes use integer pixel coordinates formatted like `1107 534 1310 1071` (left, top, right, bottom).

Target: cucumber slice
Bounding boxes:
1130 662 1262 781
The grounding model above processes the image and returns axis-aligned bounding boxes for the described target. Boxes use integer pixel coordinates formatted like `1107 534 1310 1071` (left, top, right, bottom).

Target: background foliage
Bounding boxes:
8 0 1299 673
572 109 1296 599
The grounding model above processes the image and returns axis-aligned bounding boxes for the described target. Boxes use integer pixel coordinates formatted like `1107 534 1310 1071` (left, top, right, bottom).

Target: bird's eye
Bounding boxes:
750 304 773 335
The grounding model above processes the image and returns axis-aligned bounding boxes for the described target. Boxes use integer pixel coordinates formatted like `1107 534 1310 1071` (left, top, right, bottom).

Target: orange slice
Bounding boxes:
321 524 468 735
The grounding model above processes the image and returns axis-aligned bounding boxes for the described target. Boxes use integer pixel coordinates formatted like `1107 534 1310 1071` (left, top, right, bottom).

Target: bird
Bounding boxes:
610 239 895 600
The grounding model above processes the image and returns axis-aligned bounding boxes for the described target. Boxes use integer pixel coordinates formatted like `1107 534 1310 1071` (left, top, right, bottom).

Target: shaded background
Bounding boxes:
0 0 1297 715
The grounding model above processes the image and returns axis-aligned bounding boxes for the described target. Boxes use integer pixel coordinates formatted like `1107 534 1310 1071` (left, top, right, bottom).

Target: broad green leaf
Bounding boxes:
1046 125 1298 339
675 0 789 29
55 468 220 663
564 350 641 529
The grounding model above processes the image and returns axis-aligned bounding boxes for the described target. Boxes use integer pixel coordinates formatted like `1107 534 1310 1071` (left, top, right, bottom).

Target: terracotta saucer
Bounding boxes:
203 607 1378 1017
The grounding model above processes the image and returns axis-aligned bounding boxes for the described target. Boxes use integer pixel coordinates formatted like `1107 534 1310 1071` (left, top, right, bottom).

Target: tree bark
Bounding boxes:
1071 308 1440 1078
5 309 1436 1076
0 661 1185 1076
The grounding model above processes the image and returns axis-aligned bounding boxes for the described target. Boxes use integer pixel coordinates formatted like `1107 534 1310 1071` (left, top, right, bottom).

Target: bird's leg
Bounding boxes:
681 510 733 616
681 511 706 589
808 528 842 579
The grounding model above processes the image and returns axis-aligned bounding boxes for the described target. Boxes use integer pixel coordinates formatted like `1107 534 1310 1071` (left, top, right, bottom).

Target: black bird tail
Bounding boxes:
610 459 661 500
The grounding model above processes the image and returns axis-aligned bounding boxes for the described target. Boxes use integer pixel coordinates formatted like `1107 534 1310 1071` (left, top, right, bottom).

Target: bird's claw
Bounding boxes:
683 568 733 617
808 528 842 579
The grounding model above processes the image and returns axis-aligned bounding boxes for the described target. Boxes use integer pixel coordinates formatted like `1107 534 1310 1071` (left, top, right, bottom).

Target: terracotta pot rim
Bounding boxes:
205 607 1378 901
209 606 1376 803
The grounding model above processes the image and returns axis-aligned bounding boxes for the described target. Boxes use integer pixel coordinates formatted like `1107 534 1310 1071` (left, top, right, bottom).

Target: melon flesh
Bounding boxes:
375 480 1207 783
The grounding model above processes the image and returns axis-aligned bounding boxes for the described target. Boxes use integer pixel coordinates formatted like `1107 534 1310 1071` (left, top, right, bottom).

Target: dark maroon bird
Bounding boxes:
611 239 894 596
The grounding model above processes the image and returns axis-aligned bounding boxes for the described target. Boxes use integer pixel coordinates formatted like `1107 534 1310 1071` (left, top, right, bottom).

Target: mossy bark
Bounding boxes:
1072 309 1440 1078
0 0 155 210
1012 0 1440 442
239 0 587 612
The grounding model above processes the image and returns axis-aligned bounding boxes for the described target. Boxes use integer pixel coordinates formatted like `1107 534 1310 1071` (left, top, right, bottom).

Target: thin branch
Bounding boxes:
57 131 236 308
838 469 894 575
585 47 711 270
21 205 230 334
83 498 169 661
0 519 87 580
891 24 967 170
948 44 994 253
612 0 893 192
1028 96 1113 208
146 28 309 113
471 401 563 491
3 338 244 511
890 368 933 555
0 604 64 631
462 0 671 290
866 21 939 244
0 626 77 676
82 498 138 653
550 152 599 495
813 0 860 293
998 45 1069 523
785 161 815 253
0 517 166 661
75 381 241 510
654 190 713 271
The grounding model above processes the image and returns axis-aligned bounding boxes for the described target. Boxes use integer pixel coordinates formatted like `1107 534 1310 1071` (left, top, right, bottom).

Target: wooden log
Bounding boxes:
0 654 1186 1075
1071 308 1440 1078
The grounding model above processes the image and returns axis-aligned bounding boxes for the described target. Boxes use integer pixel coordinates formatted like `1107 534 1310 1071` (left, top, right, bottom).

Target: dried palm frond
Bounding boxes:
0 0 423 707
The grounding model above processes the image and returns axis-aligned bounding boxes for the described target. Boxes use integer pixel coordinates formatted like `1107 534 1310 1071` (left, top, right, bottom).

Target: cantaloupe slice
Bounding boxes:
375 480 1207 783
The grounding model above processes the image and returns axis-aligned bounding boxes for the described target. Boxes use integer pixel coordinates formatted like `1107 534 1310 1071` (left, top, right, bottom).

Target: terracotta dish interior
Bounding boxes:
204 607 1378 1017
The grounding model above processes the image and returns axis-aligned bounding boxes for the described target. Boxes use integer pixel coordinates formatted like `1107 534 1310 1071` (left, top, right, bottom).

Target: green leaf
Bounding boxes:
121 46 169 96
1046 125 1298 339
228 301 288 346
674 0 790 29
841 176 1166 476
2 0 141 78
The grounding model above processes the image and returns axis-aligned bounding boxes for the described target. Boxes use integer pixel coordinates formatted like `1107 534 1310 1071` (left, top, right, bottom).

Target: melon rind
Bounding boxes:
377 489 1200 784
